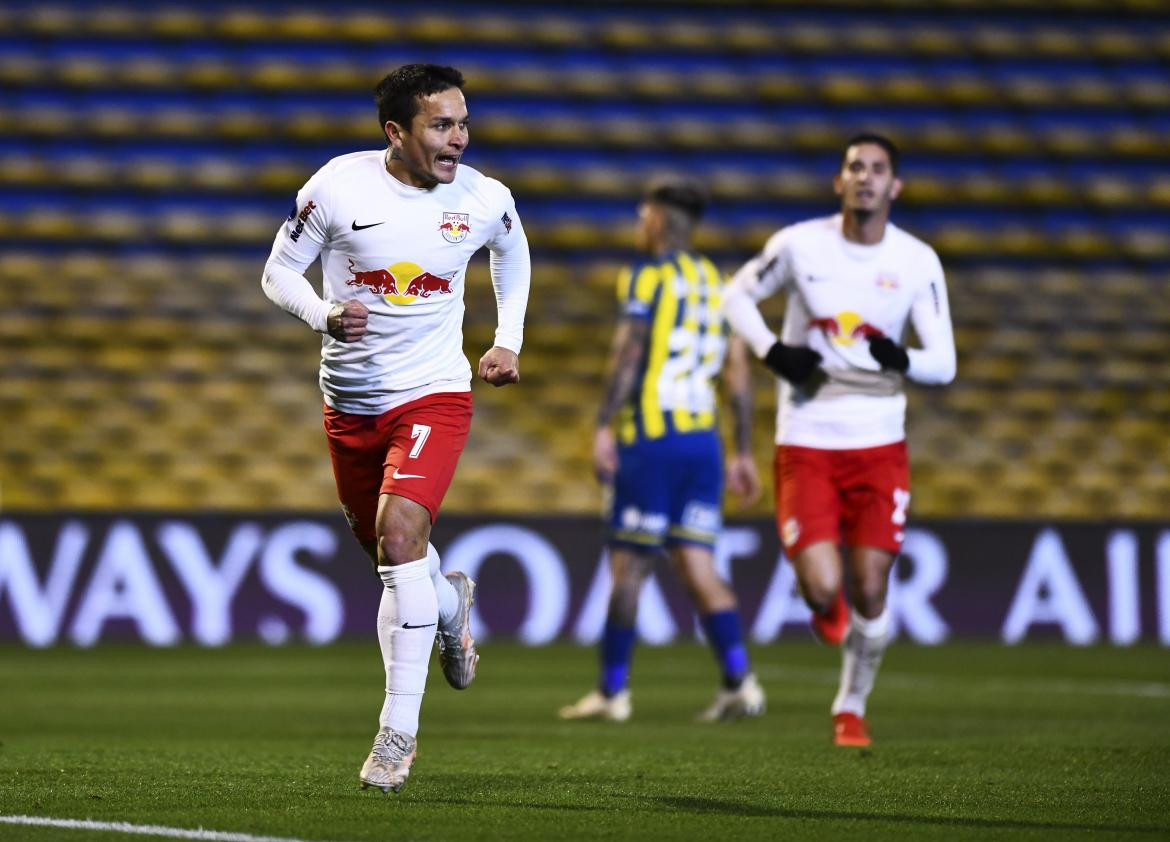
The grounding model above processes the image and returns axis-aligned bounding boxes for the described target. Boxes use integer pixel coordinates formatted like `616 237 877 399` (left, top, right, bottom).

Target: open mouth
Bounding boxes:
435 154 460 170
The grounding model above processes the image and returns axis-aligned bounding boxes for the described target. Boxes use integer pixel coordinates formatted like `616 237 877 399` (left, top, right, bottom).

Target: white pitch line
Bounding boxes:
0 815 346 842
756 666 1170 699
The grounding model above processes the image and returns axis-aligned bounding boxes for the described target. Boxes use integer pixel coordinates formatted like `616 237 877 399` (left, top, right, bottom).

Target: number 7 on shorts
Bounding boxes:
409 424 431 459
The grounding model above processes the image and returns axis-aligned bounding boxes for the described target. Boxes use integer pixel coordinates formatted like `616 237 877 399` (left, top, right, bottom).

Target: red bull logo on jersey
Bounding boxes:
346 259 453 305
438 212 471 243
808 311 885 346
875 274 900 291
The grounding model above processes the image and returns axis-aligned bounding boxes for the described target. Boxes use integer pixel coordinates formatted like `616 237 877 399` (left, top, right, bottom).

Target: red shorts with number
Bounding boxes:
323 391 472 545
774 441 910 556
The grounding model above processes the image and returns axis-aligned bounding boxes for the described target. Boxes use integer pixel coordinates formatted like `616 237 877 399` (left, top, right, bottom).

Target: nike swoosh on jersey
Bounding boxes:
402 622 436 629
351 220 385 231
391 468 427 479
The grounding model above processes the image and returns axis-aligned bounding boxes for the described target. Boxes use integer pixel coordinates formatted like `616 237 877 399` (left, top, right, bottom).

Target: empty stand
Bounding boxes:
2 0 1168 519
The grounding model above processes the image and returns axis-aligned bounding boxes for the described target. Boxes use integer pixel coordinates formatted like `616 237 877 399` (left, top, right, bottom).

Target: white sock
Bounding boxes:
831 606 891 717
376 557 437 738
428 542 459 627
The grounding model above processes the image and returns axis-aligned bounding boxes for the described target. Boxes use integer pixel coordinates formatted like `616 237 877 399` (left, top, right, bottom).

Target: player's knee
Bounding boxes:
672 556 723 599
611 548 654 583
611 562 649 603
851 577 888 618
377 529 427 566
608 549 652 620
673 563 707 597
798 575 841 613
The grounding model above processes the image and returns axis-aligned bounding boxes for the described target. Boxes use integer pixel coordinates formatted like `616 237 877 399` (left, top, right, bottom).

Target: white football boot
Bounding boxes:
436 572 479 690
558 689 632 722
695 673 766 722
359 727 417 794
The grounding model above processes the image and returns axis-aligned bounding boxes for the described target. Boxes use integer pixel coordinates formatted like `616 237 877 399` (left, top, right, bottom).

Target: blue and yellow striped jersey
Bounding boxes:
616 250 728 445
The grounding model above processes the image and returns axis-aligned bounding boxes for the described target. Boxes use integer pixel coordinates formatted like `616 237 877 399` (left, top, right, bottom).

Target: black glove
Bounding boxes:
867 336 910 372
763 341 822 386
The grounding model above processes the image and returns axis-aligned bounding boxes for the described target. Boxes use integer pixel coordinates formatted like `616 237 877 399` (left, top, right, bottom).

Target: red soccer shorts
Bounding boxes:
323 391 473 545
774 441 910 556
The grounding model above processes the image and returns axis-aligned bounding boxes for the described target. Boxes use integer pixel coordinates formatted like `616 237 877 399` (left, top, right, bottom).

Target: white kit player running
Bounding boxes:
722 134 955 747
261 64 530 793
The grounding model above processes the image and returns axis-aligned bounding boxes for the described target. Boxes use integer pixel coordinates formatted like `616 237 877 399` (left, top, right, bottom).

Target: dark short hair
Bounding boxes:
643 177 708 221
842 133 900 175
374 64 465 131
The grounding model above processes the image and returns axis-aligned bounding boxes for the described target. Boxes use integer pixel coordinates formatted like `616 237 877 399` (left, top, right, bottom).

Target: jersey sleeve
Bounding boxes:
730 226 796 301
268 165 334 273
722 227 796 357
261 166 336 332
617 261 661 321
485 186 531 354
485 185 522 250
905 248 957 385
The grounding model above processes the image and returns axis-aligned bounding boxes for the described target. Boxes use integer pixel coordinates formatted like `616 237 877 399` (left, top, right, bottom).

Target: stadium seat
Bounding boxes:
2 1 1167 517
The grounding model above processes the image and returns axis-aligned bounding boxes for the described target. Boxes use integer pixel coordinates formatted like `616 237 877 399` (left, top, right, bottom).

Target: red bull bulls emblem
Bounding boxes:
346 259 453 305
438 212 471 244
809 311 884 346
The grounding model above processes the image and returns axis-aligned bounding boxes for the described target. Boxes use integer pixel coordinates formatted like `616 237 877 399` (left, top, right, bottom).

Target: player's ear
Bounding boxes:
889 177 903 201
832 172 845 197
384 120 407 149
645 203 666 235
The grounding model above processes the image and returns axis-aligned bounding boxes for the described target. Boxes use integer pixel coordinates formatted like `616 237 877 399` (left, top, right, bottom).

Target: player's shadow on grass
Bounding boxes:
648 795 1168 835
407 790 1166 834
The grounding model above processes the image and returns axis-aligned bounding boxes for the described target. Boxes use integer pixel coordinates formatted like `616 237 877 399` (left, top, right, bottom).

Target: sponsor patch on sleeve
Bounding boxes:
757 254 780 282
289 200 316 242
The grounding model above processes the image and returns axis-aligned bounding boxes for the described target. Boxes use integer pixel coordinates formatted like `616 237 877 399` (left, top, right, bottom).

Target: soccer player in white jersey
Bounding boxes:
722 134 955 747
261 64 530 792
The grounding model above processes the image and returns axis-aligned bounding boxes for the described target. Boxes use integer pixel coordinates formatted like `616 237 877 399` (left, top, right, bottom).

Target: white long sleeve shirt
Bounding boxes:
723 214 955 449
263 150 531 414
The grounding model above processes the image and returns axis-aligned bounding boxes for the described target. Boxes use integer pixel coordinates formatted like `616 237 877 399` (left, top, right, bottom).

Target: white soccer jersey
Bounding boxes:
263 150 530 414
723 214 955 449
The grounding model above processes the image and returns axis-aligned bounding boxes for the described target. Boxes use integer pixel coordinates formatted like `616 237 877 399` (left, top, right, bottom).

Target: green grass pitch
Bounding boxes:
1 641 1168 841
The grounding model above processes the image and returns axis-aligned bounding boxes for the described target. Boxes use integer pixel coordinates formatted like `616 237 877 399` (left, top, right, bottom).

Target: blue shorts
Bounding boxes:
607 431 723 550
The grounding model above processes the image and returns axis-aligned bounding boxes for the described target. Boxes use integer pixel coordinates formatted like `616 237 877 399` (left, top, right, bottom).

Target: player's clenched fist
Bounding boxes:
763 341 822 386
478 346 520 386
327 299 369 342
867 335 910 373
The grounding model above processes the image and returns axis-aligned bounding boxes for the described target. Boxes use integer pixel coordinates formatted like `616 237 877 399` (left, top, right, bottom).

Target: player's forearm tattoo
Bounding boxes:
596 321 648 427
731 390 752 454
597 365 639 427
